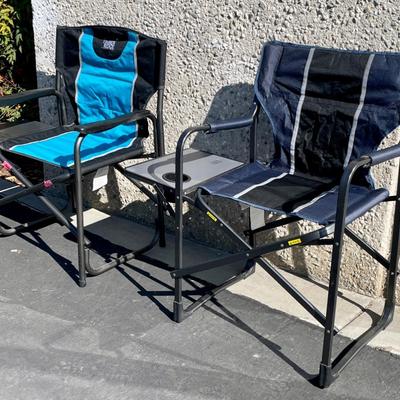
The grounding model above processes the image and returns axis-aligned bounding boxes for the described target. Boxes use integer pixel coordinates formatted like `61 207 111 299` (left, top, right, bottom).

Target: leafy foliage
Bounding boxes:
0 0 17 70
0 0 26 122
0 73 22 121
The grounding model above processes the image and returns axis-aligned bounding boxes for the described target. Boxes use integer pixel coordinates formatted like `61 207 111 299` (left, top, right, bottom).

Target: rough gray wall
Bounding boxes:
31 0 400 301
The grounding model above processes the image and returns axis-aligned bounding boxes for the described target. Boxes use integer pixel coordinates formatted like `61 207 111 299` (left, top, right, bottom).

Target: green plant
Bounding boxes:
0 73 22 121
0 0 24 121
0 0 18 72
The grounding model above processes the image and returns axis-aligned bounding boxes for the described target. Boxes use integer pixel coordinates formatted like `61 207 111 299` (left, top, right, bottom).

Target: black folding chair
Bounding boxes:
166 42 400 387
0 25 167 287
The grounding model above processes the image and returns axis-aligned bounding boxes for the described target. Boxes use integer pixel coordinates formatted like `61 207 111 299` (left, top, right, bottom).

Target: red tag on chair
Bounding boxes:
43 180 53 188
2 161 12 171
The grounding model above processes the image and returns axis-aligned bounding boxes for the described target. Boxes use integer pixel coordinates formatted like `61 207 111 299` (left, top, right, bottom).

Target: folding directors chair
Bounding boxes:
0 25 167 287
164 41 400 387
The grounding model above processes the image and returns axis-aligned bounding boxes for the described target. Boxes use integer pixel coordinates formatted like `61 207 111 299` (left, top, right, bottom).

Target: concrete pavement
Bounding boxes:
0 207 399 399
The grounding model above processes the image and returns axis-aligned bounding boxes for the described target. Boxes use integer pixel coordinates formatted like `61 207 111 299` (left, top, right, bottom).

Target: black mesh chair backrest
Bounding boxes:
255 41 400 187
55 25 166 135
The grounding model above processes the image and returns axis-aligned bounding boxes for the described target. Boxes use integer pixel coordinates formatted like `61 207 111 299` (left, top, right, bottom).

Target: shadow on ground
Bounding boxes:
0 204 397 400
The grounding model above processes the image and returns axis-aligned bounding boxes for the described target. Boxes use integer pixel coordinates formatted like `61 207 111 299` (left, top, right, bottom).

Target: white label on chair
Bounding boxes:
92 167 109 191
250 207 265 230
102 40 116 50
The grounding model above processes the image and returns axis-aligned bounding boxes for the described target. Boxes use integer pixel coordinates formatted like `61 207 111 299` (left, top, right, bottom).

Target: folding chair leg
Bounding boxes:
319 176 400 387
74 136 87 287
173 281 184 322
384 170 400 317
173 189 184 322
157 191 166 248
318 226 344 387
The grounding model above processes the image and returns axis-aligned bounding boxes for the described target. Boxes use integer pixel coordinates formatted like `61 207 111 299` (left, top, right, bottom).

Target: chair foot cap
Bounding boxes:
318 363 334 388
79 280 87 288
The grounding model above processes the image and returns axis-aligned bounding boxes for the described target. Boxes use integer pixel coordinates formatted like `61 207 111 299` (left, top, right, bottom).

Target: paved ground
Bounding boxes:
230 263 400 355
0 206 399 400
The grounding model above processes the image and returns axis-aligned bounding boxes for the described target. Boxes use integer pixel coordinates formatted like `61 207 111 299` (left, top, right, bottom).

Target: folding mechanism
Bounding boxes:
128 41 400 388
0 25 167 287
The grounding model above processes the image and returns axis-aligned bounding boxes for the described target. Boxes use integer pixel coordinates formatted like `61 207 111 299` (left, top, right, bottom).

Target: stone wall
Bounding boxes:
31 0 400 301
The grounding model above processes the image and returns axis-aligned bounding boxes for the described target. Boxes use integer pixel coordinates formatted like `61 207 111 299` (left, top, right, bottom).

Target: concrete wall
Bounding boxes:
31 0 400 301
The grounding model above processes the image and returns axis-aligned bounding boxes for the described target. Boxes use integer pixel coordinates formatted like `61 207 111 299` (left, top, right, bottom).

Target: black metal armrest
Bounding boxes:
75 110 154 135
207 104 258 134
73 109 157 171
173 104 259 198
369 144 400 166
208 115 254 134
0 88 59 107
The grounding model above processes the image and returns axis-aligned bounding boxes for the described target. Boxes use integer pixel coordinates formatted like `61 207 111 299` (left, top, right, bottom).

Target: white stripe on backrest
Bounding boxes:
289 47 315 175
74 30 84 123
343 54 375 167
130 33 139 112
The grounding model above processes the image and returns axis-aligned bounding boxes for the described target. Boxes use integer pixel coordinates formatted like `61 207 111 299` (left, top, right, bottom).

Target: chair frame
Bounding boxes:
0 66 167 288
169 99 400 387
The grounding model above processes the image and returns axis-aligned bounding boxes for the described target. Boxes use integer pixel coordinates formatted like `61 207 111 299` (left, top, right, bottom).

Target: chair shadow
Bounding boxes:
303 274 382 324
18 230 80 285
115 260 317 384
205 298 317 383
0 193 381 388
192 83 265 162
0 199 80 284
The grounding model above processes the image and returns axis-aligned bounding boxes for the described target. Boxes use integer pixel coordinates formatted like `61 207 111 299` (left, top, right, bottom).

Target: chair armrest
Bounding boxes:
75 110 154 135
208 115 254 134
369 144 400 166
207 104 258 134
73 109 157 168
0 88 59 107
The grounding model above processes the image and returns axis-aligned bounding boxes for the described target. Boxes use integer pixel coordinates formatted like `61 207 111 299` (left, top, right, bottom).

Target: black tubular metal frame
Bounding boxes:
0 68 167 287
167 99 400 388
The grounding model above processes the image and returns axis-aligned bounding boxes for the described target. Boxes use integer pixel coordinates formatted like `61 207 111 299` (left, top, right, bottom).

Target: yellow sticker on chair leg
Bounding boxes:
206 211 218 222
288 238 302 246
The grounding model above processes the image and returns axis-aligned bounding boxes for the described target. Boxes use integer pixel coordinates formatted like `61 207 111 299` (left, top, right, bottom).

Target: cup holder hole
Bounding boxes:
162 172 191 183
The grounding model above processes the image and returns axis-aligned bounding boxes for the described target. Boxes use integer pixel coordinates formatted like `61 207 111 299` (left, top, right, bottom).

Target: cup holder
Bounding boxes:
162 172 191 183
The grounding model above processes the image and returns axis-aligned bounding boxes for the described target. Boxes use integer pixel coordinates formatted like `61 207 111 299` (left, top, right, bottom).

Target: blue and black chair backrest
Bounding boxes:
56 25 167 138
255 41 400 187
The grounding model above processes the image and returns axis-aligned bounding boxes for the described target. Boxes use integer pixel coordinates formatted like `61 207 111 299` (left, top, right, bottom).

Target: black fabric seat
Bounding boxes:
0 121 55 143
201 161 388 225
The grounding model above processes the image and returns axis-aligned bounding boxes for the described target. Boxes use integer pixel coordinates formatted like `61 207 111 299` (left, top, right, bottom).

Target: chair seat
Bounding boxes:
0 123 143 168
200 161 389 225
